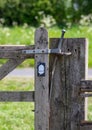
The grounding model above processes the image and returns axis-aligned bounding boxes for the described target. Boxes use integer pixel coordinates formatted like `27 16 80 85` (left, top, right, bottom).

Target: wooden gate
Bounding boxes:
0 27 91 130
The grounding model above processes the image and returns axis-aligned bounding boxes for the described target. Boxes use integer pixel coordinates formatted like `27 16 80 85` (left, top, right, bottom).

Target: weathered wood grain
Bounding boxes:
0 45 34 50
35 28 49 130
0 45 34 58
49 38 88 130
80 93 92 97
0 45 35 79
0 50 34 58
81 125 92 130
80 121 92 130
0 58 25 80
0 91 34 102
81 80 92 92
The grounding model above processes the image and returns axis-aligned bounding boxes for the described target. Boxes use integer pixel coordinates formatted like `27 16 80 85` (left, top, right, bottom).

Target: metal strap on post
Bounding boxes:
22 30 71 56
22 48 71 55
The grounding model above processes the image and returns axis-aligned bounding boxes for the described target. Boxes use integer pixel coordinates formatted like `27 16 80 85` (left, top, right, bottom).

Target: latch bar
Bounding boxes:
22 29 71 55
22 48 71 55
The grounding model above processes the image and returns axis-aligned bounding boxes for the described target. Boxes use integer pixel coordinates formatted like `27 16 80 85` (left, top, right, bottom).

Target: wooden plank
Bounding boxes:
0 45 35 79
80 121 92 130
49 38 88 130
81 80 92 92
0 51 34 59
0 91 34 102
80 93 92 97
0 45 34 58
81 126 92 130
35 28 49 130
0 50 34 58
0 58 25 80
81 120 92 125
0 45 34 50
81 89 92 92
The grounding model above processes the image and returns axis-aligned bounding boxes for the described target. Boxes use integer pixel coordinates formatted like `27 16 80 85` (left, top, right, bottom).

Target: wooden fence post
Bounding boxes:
35 27 49 130
49 38 88 130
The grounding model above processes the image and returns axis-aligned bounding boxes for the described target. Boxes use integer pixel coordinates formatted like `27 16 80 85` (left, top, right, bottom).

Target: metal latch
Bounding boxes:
22 29 71 56
22 48 71 55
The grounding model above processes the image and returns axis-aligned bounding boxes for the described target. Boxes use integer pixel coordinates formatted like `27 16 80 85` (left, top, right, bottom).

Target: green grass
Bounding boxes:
0 26 35 45
0 25 92 67
88 97 92 120
0 77 34 130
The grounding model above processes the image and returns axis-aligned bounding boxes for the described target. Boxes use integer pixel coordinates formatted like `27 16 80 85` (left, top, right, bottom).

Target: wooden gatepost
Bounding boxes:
0 27 92 130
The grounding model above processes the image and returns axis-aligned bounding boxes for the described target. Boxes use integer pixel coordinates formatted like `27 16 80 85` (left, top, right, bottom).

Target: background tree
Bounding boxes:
0 0 92 27
71 0 92 23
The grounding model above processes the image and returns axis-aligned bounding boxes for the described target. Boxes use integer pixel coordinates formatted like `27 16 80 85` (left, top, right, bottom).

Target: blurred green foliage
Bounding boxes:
0 0 53 26
71 0 92 23
0 0 92 27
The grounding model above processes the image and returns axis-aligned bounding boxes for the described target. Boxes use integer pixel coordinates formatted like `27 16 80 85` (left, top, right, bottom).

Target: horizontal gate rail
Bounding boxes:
0 45 34 50
81 121 92 125
80 121 92 130
80 80 92 92
0 50 34 59
80 126 92 130
0 45 35 59
80 93 92 97
0 91 34 102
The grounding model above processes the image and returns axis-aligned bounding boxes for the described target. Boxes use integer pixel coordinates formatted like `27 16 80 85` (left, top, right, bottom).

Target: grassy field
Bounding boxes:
0 77 34 130
0 25 92 67
0 77 91 129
